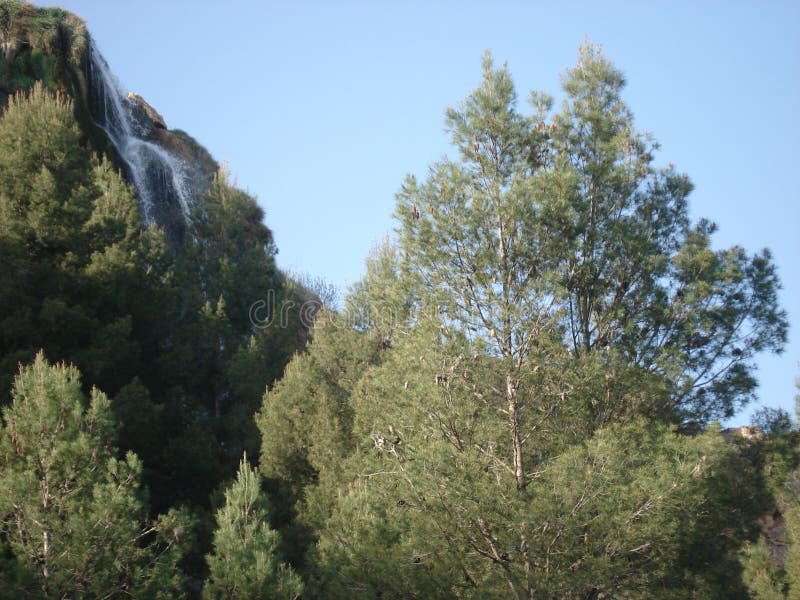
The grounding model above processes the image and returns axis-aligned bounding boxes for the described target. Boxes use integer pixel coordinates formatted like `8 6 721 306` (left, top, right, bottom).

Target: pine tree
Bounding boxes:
0 82 175 401
0 353 189 598
395 45 786 433
204 454 302 600
256 308 388 567
292 45 786 598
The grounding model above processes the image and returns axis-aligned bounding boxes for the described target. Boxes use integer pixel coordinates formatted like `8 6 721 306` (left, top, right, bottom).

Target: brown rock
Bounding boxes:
127 92 167 129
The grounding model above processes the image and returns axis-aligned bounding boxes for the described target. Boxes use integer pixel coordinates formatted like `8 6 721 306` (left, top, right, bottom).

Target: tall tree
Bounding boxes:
256 307 388 568
308 312 762 598
0 82 174 401
548 43 786 423
298 45 785 597
394 46 787 484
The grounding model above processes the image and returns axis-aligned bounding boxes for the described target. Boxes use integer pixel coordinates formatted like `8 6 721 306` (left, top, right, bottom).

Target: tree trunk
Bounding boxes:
507 374 526 493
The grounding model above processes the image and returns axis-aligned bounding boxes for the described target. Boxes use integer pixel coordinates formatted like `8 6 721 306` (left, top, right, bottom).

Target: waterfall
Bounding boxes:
85 40 194 227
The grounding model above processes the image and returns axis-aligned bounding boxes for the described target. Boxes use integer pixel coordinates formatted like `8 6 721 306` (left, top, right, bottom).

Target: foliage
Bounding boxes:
306 311 764 598
0 64 307 589
204 454 302 600
396 46 786 427
739 390 800 599
0 14 792 597
139 168 306 513
0 354 190 598
256 309 388 567
753 407 795 436
0 83 165 399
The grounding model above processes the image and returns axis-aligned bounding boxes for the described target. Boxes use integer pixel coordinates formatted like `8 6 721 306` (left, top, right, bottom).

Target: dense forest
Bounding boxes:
0 1 798 598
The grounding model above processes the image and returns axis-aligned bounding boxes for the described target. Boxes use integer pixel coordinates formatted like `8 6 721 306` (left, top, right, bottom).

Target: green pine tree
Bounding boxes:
0 81 176 401
284 44 786 598
256 307 388 567
395 44 786 432
204 454 302 600
309 311 762 598
0 353 190 598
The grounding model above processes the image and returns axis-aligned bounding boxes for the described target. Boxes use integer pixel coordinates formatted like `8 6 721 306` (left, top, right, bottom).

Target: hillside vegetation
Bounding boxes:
0 1 796 598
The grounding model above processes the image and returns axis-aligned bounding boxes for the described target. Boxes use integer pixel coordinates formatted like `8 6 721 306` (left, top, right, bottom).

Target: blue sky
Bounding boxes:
38 0 799 425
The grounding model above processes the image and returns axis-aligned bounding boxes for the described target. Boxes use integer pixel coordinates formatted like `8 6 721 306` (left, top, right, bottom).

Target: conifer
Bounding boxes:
204 454 302 600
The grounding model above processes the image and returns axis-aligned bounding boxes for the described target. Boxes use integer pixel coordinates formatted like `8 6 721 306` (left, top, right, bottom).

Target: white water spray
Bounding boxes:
86 40 194 224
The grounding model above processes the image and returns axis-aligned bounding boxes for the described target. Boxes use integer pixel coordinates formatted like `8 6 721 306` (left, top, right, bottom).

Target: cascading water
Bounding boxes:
85 39 194 228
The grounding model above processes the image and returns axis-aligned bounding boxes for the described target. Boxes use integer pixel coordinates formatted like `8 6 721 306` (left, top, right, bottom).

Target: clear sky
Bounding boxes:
37 0 800 425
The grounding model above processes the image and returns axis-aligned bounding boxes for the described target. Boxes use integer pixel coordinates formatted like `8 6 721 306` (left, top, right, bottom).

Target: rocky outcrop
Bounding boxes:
721 425 765 443
759 508 789 566
128 92 167 129
125 89 218 217
125 91 218 239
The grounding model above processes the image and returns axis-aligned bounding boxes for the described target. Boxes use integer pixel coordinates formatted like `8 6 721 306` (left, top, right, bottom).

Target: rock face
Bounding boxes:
128 92 167 129
0 3 22 63
1 37 20 63
125 91 216 183
759 509 789 566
